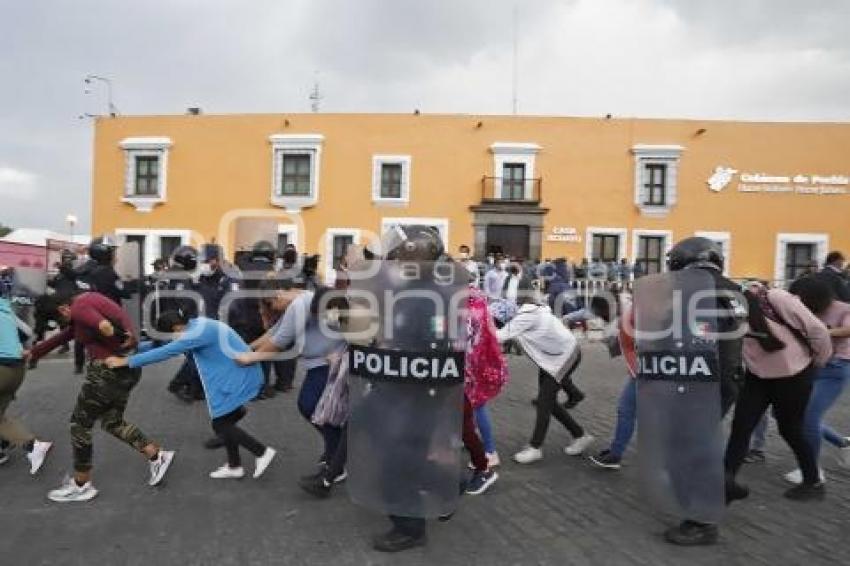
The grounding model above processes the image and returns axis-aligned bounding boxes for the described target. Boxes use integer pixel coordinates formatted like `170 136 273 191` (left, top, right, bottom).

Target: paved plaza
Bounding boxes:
1 343 848 565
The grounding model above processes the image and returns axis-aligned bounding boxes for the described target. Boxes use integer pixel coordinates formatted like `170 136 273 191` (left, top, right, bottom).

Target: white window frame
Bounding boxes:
380 217 450 252
632 229 674 273
323 228 361 284
277 224 299 251
372 155 411 205
120 137 172 212
775 233 829 283
269 134 324 211
115 228 191 275
490 142 541 200
695 230 732 276
631 145 684 217
585 227 628 262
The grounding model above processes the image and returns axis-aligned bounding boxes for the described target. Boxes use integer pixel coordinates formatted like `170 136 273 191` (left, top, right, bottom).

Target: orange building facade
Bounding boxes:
91 113 850 282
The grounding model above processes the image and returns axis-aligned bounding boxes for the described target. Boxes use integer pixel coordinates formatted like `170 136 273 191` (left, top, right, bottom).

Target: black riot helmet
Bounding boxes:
59 249 77 265
88 235 118 264
667 237 724 272
170 245 199 271
250 240 276 262
383 225 444 261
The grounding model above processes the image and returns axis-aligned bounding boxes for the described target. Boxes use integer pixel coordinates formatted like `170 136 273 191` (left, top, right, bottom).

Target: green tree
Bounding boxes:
0 223 12 238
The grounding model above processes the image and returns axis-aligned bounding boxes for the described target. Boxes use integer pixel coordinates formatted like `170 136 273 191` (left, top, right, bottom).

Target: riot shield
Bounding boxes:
115 242 143 336
9 266 47 334
346 259 468 519
634 269 724 524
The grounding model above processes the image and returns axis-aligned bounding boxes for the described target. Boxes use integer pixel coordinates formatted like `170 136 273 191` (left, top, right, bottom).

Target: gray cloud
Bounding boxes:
0 0 848 234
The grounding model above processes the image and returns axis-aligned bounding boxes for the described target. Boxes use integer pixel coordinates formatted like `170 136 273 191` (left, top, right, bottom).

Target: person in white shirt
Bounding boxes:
457 245 479 288
495 280 594 464
483 254 507 300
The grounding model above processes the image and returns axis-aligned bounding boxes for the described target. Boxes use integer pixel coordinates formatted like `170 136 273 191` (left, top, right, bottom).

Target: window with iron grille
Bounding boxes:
134 156 160 196
280 154 312 196
643 163 667 206
592 234 620 263
785 243 816 281
637 236 664 275
501 163 525 200
380 163 403 199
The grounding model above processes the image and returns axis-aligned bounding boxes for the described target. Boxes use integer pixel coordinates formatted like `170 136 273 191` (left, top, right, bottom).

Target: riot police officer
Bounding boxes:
158 245 204 402
231 240 278 400
346 225 468 553
47 250 86 373
78 236 133 306
196 245 238 321
633 236 744 546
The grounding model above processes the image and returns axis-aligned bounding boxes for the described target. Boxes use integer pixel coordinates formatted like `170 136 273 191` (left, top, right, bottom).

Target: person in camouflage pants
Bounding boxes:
70 362 150 472
29 290 175 502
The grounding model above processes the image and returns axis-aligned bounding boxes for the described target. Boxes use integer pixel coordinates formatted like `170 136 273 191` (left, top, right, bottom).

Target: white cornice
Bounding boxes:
490 142 541 155
119 137 173 150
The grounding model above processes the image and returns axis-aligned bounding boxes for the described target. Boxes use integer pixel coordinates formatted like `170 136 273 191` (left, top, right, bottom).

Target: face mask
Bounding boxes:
198 264 213 276
459 252 469 260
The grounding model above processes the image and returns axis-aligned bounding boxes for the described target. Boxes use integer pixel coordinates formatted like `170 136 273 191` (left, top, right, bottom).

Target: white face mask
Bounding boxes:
198 263 213 276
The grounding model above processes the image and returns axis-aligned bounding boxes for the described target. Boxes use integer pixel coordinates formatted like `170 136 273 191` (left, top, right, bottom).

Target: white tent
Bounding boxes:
1 228 91 247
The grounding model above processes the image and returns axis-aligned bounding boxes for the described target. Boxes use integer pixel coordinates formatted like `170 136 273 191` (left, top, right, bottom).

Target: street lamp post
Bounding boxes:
66 214 78 242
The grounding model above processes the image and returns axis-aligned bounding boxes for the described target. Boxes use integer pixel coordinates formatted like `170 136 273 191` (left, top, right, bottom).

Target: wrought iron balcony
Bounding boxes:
480 176 542 204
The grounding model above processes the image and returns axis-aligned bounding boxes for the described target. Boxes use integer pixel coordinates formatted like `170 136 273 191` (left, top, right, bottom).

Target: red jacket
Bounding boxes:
31 292 135 362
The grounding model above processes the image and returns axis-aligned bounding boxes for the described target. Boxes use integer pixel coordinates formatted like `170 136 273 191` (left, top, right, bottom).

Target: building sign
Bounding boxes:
708 166 849 195
546 226 582 243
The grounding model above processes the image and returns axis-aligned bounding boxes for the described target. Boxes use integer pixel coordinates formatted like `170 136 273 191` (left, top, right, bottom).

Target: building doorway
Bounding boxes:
486 224 530 259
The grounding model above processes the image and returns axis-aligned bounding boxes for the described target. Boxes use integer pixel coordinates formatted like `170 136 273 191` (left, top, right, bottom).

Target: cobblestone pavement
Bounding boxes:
1 343 848 565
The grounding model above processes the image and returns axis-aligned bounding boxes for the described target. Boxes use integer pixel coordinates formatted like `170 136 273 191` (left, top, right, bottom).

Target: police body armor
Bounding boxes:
634 268 724 524
346 257 468 519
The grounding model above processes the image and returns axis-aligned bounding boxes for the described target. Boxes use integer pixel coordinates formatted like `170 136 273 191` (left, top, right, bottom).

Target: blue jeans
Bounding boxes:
474 405 495 454
609 378 637 458
803 358 850 462
297 365 341 462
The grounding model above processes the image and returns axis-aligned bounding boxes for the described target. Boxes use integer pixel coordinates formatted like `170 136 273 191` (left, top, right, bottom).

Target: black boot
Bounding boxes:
372 529 427 553
299 474 333 499
664 520 719 546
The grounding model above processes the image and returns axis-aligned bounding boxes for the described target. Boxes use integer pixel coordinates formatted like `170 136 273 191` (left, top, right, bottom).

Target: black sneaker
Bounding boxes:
743 449 766 464
589 449 622 470
664 520 719 546
465 469 498 495
372 529 427 553
563 391 586 410
274 382 293 393
255 385 276 401
784 482 826 502
725 479 749 505
299 475 332 499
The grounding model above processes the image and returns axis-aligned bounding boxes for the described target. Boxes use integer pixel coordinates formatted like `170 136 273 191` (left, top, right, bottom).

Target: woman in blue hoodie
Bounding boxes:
106 310 276 480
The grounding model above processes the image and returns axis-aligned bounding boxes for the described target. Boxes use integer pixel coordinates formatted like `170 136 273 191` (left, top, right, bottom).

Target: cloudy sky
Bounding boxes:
1 0 848 234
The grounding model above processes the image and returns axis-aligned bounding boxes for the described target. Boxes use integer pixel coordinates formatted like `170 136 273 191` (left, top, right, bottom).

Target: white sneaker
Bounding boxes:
0 452 9 466
513 446 543 464
486 452 501 468
253 447 277 479
783 468 826 485
839 443 850 469
27 440 53 475
565 434 595 456
148 450 175 486
210 464 245 479
48 477 98 503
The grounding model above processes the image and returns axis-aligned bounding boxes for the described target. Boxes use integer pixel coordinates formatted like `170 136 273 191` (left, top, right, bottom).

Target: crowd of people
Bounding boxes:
1 230 848 553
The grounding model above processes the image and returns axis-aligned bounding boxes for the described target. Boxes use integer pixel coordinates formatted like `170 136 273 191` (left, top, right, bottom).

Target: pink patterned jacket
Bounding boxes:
465 287 509 407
